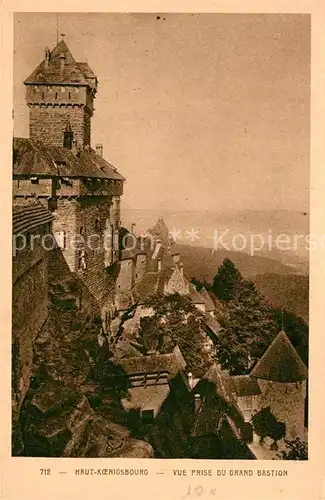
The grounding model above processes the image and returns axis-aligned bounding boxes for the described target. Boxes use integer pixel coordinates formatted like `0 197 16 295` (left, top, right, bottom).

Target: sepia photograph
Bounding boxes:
12 12 310 461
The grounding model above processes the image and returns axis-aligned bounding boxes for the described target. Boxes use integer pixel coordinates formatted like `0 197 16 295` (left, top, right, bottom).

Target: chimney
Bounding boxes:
44 47 50 69
188 372 193 389
172 252 180 264
59 52 66 74
194 393 202 413
96 144 103 157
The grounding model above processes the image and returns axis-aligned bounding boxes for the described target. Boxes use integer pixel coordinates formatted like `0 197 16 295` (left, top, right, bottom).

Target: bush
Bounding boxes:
277 437 308 460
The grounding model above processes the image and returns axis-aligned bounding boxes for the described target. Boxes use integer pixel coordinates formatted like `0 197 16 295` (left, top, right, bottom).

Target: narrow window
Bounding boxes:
42 92 44 99
55 92 58 100
68 92 71 100
54 231 66 250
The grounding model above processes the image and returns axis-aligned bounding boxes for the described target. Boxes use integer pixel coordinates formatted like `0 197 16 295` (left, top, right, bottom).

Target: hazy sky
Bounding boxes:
14 13 310 213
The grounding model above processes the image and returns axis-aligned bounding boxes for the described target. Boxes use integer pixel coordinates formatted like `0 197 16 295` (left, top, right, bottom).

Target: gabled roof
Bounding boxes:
13 200 54 234
188 283 206 304
13 138 124 180
201 364 234 403
231 375 261 397
148 217 170 244
204 314 222 337
135 272 160 304
24 39 96 86
250 330 308 382
200 287 216 312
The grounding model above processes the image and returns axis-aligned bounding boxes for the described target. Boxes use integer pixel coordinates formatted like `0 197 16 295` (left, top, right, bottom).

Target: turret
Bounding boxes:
24 37 98 148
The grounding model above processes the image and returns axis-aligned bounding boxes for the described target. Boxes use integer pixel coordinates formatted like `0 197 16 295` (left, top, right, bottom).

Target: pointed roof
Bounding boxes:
24 39 97 86
250 330 308 382
148 217 170 244
200 287 216 313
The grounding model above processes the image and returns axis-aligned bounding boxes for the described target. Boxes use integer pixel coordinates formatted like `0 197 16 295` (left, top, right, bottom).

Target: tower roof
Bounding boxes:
13 137 124 181
24 39 97 87
148 217 170 244
250 330 308 382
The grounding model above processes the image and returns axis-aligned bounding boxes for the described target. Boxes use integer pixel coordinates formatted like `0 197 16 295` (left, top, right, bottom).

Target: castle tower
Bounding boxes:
14 37 124 332
24 37 97 148
250 330 308 441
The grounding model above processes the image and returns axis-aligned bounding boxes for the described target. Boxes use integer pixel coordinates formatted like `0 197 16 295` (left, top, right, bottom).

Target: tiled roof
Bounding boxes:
24 40 96 87
189 283 206 304
122 384 170 415
113 340 143 360
13 200 53 234
231 375 261 397
201 364 234 403
13 137 124 180
250 330 308 382
204 314 222 337
135 272 160 304
115 345 186 378
200 287 216 312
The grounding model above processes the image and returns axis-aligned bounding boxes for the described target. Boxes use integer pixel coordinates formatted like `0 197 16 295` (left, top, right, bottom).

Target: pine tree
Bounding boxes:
215 278 277 374
212 258 242 301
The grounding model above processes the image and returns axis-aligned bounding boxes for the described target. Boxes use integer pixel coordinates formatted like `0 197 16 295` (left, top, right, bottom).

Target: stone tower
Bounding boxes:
250 330 308 441
14 37 124 331
24 38 97 148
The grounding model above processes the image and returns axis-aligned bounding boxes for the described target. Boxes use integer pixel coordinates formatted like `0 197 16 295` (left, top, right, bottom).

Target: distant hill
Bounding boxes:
178 244 308 320
179 244 296 280
250 273 309 322
123 208 309 275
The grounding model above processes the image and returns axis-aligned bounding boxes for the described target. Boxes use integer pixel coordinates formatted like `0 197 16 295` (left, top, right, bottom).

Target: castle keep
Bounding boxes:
13 38 124 325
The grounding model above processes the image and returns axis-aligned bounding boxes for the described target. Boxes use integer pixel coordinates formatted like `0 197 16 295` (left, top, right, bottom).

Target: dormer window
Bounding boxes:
34 86 39 92
61 87 65 93
47 86 52 92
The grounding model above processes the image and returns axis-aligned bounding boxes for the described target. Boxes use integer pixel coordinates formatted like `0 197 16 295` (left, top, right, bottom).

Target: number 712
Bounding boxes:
40 469 51 475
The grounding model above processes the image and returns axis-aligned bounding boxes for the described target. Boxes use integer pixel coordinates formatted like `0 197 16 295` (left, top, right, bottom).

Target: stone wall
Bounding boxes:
257 379 307 440
76 197 118 327
29 105 91 147
12 224 50 410
135 254 147 284
51 199 79 272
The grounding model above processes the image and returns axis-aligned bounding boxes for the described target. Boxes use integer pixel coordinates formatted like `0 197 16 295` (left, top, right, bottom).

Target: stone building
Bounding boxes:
13 38 124 328
250 330 308 441
12 200 54 414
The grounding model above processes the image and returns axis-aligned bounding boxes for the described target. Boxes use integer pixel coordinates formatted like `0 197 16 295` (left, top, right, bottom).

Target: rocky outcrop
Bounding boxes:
15 275 153 458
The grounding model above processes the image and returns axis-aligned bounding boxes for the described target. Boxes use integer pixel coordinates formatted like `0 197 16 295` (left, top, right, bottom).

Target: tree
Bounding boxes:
277 437 308 460
251 406 286 449
212 258 242 302
139 294 213 377
215 279 277 374
272 308 309 366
